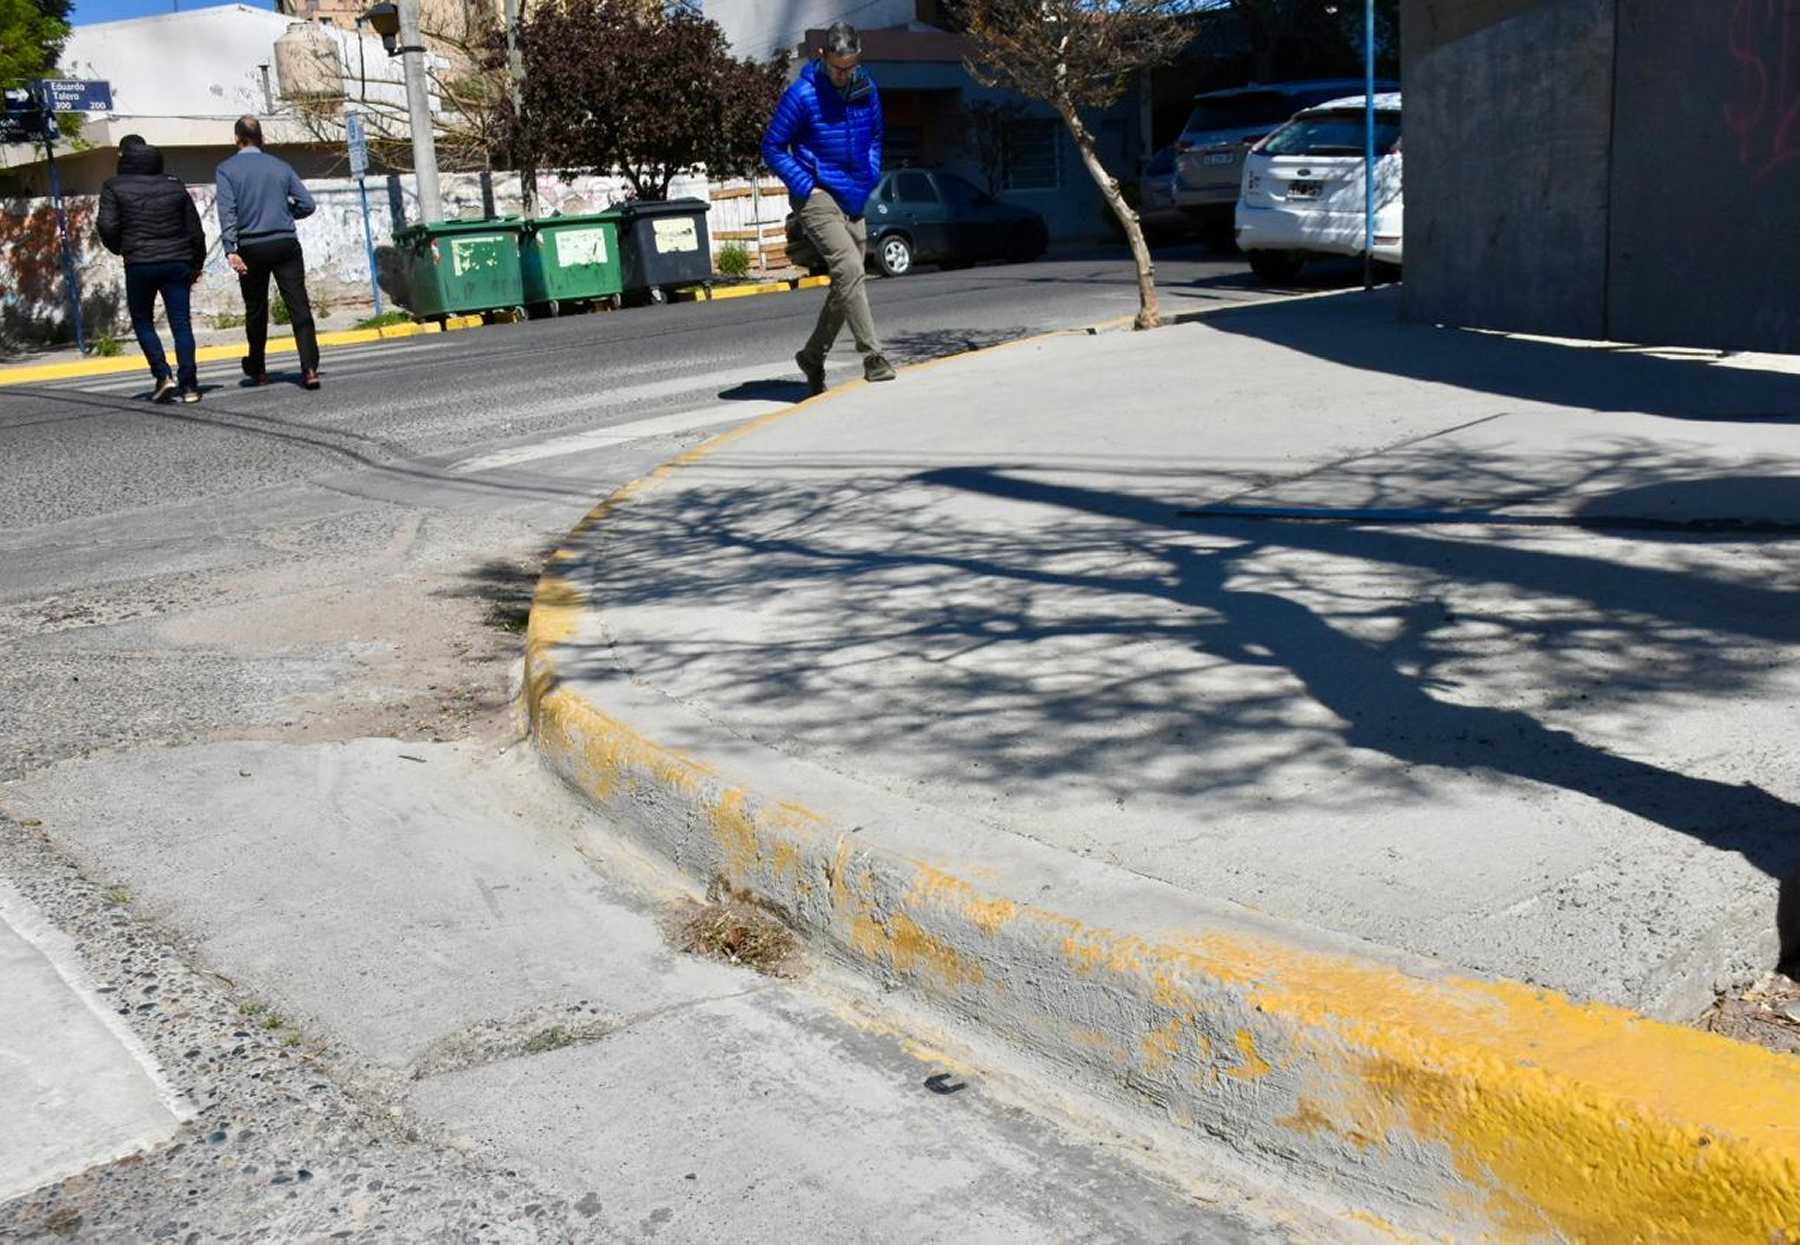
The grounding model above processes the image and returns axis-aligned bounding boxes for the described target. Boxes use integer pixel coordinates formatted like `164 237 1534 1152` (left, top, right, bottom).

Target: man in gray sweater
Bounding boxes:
216 116 322 390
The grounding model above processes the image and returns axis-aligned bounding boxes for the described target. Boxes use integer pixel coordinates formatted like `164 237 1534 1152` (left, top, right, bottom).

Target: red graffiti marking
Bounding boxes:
1726 0 1800 183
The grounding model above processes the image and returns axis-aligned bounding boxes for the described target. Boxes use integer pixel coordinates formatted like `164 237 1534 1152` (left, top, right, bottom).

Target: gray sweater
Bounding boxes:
215 147 316 253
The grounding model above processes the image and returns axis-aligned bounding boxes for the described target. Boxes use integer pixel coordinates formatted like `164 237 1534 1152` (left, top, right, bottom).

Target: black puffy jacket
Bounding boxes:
97 142 206 270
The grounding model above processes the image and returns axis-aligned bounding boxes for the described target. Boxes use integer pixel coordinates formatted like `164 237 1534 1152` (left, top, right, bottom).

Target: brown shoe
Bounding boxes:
301 370 321 391
240 358 268 386
864 353 896 383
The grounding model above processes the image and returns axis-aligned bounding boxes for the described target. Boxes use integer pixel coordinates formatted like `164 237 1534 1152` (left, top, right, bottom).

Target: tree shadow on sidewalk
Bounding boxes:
916 465 1800 965
546 435 1800 997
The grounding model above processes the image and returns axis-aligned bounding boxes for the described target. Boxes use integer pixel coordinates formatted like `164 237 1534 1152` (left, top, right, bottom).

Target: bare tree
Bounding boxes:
290 12 512 175
959 0 1193 329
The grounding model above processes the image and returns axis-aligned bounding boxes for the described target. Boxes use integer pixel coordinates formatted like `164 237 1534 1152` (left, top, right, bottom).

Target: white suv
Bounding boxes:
1235 92 1403 283
1173 80 1396 239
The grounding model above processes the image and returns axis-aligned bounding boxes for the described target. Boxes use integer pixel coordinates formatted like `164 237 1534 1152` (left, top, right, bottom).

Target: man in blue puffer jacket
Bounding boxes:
763 21 895 394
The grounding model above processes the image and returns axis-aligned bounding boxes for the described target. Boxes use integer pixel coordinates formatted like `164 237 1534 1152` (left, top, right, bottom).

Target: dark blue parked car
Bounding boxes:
864 170 1049 276
787 169 1049 278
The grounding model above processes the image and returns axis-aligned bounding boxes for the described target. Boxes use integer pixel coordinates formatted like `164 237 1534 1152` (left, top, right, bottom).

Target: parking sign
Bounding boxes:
345 109 369 177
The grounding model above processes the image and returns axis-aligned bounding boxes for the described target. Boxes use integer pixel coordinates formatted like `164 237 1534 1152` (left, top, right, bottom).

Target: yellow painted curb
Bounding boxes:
674 276 830 304
521 319 1800 1240
0 313 495 387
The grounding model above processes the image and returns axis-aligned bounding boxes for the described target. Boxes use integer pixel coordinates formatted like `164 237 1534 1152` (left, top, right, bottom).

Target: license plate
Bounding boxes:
1287 180 1322 199
1201 151 1236 166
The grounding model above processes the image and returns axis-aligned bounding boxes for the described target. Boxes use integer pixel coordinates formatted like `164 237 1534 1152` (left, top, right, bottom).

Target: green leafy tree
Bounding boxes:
510 0 788 200
960 0 1192 329
0 0 69 83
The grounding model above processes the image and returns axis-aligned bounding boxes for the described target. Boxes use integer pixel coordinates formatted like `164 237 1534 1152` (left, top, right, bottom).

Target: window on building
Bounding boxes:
884 125 923 169
1004 120 1059 191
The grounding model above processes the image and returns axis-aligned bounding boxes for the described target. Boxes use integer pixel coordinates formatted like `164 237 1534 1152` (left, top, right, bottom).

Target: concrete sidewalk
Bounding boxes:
0 878 189 1203
525 289 1800 1237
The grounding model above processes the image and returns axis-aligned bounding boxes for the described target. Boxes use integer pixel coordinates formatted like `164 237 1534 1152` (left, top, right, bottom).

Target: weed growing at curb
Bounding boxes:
354 309 414 330
104 884 130 905
211 310 245 330
92 335 123 358
667 896 799 976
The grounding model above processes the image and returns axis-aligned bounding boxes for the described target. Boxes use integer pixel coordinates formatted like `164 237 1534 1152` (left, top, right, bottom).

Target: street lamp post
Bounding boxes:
361 0 443 223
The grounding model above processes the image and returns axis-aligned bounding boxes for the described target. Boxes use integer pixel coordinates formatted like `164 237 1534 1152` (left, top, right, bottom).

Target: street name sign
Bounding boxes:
31 79 114 113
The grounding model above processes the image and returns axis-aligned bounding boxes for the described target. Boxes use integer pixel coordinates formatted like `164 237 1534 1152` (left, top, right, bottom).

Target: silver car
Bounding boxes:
1173 79 1397 237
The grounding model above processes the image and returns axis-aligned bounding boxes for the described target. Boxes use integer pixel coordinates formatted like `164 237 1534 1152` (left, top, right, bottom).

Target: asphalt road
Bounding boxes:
1 242 1335 780
0 243 1363 1241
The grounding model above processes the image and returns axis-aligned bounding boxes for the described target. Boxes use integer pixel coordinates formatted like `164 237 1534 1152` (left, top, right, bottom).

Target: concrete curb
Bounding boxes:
522 323 1800 1238
0 313 487 387
674 274 832 303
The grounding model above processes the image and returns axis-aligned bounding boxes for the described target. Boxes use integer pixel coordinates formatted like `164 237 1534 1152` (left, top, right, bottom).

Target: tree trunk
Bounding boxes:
1054 99 1161 330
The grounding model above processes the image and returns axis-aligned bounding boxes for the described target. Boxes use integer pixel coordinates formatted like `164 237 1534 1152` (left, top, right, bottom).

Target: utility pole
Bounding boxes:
397 0 443 221
504 0 532 217
1362 0 1374 291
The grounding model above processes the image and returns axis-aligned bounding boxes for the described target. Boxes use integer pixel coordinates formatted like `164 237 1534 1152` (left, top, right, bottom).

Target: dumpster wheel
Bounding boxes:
648 287 668 306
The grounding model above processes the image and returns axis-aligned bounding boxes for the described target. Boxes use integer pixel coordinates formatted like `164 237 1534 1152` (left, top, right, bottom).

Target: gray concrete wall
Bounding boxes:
1401 0 1800 353
1400 0 1615 340
1606 2 1800 351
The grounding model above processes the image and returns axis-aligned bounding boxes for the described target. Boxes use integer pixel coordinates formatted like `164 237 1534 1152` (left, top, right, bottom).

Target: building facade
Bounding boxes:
1400 0 1800 353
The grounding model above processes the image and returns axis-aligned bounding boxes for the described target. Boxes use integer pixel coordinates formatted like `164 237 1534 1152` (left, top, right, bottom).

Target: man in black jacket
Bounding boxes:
97 138 207 403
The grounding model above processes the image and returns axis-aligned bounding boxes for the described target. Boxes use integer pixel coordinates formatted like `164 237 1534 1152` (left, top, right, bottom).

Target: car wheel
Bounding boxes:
876 234 913 278
1006 224 1047 264
1247 250 1304 284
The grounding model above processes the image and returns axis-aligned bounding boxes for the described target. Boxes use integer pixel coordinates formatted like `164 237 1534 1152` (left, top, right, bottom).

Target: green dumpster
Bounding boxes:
396 217 525 321
518 211 625 316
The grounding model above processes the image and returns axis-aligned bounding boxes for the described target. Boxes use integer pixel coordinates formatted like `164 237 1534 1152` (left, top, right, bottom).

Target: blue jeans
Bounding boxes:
124 261 198 389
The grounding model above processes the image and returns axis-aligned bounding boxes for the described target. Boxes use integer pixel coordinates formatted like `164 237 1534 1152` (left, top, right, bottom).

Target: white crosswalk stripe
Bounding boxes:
34 337 455 394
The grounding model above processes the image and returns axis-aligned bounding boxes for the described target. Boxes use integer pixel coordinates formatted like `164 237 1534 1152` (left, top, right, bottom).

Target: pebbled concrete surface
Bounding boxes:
552 289 1800 1020
1 738 1353 1242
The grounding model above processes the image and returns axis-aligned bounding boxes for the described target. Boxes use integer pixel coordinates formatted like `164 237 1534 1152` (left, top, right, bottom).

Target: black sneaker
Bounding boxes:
864 353 896 383
180 388 201 404
795 351 826 397
151 377 179 404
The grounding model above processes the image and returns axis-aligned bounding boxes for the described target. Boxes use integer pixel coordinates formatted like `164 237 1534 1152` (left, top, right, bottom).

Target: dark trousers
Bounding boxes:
124 261 197 389
238 235 319 373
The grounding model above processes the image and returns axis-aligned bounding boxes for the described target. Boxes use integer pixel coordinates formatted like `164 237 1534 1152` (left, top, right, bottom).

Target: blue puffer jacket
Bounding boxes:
762 59 884 217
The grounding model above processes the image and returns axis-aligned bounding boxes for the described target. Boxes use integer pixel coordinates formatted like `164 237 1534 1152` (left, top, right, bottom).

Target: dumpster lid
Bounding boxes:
519 209 622 233
611 197 708 218
395 215 525 242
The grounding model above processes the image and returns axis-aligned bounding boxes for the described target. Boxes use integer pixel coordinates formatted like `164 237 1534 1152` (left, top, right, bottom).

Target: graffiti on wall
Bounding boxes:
0 200 123 350
1726 0 1800 182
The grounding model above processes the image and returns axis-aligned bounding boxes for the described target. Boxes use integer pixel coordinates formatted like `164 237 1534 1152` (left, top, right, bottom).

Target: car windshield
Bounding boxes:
1260 109 1401 157
1183 90 1295 134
